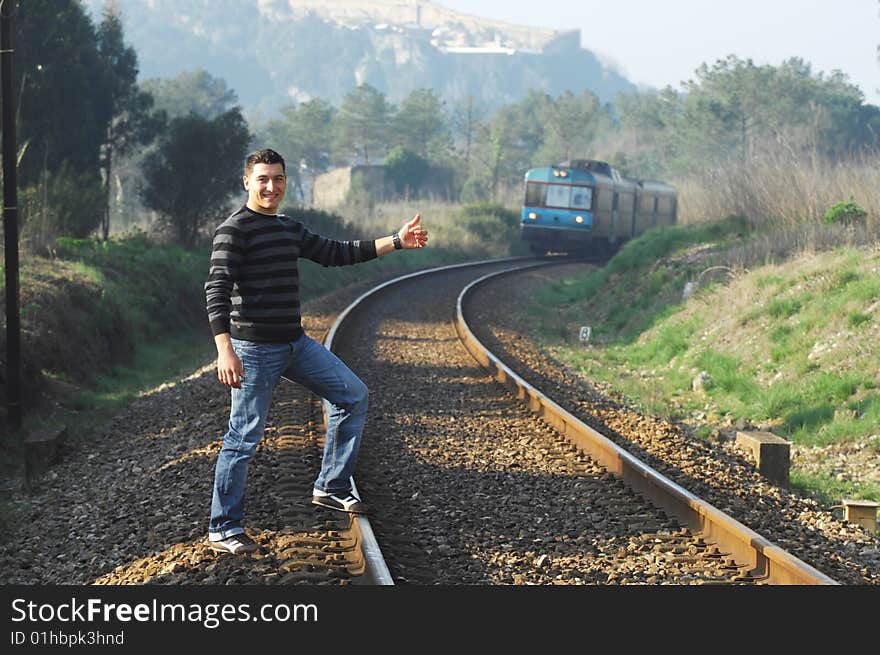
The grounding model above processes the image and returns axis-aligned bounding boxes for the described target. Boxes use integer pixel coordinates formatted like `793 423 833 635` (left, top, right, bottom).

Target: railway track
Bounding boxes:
5 257 877 588
318 257 844 585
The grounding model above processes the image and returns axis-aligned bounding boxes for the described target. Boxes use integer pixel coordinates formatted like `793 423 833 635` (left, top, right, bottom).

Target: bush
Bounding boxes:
0 259 133 406
384 146 429 197
54 232 208 332
344 175 377 217
20 164 103 253
824 199 867 226
456 203 520 243
459 177 489 204
295 208 361 240
458 202 519 228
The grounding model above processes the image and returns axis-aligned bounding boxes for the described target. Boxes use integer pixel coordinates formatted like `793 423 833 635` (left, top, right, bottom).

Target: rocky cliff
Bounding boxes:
82 0 636 116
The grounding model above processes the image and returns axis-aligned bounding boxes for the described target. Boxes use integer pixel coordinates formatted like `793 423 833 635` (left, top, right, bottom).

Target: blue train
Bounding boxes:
520 159 677 256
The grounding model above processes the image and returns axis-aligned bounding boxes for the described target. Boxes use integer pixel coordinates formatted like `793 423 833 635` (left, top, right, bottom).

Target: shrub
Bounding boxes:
343 175 377 217
384 146 429 197
455 203 520 243
19 164 103 253
459 177 489 204
458 202 519 228
294 208 358 240
824 199 867 226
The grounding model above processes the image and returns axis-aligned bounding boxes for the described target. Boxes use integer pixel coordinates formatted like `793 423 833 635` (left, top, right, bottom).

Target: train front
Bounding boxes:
520 165 595 255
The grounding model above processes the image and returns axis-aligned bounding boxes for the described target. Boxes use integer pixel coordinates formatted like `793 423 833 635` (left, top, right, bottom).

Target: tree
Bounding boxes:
140 69 238 120
614 86 684 177
450 95 484 172
333 83 393 164
471 105 522 202
683 56 774 165
293 99 336 203
260 98 336 205
509 90 552 166
535 90 603 165
677 55 878 169
16 0 106 185
95 3 164 241
470 91 548 197
140 110 251 249
393 88 451 160
14 0 113 243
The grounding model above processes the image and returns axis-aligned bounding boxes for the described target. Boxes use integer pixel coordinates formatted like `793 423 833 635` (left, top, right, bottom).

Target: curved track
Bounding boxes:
323 257 843 585
455 266 837 585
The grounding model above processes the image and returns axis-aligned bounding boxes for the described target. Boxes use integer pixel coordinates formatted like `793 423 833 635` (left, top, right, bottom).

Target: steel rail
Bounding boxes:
322 256 547 585
455 265 840 585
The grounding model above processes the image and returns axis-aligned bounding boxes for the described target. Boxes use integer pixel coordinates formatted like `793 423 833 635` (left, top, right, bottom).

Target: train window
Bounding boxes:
545 183 571 208
524 182 547 207
524 182 593 210
570 186 592 210
657 197 673 214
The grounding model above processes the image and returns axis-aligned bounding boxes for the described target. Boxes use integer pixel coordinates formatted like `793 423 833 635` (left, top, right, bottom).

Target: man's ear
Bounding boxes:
242 175 250 190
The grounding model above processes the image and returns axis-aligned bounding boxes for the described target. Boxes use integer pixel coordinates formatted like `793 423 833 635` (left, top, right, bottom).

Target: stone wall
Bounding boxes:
311 165 389 210
311 163 456 209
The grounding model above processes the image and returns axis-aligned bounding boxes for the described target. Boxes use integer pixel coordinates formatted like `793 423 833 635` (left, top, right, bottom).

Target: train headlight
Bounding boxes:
574 215 584 224
528 212 537 219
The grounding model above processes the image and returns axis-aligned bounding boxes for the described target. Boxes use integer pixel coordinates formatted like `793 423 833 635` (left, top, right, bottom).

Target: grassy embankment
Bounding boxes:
521 155 880 506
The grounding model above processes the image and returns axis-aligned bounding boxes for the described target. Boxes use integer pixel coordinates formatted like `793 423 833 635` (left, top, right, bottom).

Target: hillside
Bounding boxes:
79 0 636 117
520 220 880 504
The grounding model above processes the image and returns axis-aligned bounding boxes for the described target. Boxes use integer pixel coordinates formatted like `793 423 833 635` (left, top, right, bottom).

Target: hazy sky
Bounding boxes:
436 0 879 105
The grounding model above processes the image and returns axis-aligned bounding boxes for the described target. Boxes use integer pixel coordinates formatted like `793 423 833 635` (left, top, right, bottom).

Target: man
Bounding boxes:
205 148 428 554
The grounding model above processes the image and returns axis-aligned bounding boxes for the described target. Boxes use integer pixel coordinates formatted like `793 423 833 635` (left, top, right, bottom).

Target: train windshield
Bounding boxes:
525 182 592 210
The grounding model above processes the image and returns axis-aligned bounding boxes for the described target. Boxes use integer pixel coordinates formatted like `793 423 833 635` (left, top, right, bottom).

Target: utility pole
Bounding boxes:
1 0 22 433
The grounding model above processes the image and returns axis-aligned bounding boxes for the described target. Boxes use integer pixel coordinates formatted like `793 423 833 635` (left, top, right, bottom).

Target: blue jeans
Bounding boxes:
208 334 369 539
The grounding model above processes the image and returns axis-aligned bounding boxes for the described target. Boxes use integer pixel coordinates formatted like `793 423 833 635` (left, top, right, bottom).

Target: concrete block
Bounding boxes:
735 430 791 487
24 425 67 481
841 499 879 533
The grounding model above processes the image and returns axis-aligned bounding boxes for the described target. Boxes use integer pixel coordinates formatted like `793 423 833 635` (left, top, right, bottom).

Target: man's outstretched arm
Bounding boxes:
375 214 428 256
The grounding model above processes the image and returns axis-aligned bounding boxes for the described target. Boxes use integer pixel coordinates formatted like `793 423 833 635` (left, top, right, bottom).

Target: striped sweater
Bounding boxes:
205 205 378 342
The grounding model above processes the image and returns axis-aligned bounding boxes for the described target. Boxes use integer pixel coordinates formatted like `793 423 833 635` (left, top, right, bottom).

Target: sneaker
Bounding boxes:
208 532 259 554
312 491 368 514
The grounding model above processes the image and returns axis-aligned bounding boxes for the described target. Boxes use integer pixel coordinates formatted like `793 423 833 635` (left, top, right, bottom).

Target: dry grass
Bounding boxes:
673 151 880 231
334 197 523 258
673 152 880 273
337 198 464 236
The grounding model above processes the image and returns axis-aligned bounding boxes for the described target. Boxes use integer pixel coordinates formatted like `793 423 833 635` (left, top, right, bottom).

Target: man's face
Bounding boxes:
244 162 287 214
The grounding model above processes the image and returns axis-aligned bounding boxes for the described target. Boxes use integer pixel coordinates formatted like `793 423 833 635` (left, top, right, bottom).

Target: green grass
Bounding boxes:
791 470 880 506
630 319 702 367
74 331 214 409
848 312 872 328
607 214 749 274
696 349 760 397
766 297 802 318
526 219 880 502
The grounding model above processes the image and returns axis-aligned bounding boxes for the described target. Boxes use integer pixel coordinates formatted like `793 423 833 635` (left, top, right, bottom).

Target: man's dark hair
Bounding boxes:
245 148 286 175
